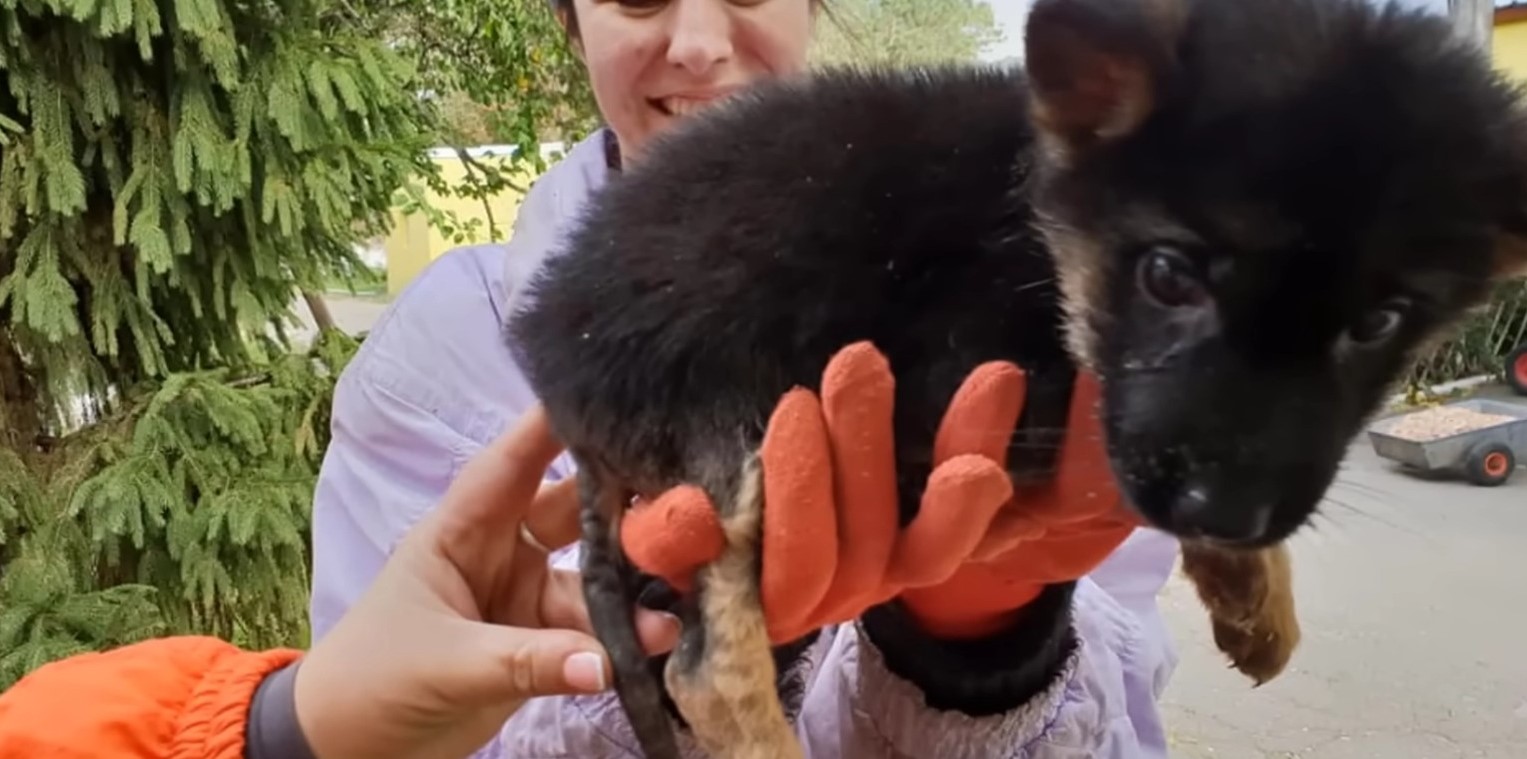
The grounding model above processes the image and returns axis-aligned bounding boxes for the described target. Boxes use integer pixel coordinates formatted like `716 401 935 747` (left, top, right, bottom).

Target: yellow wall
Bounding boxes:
383 144 567 295
384 25 1527 295
1495 18 1527 82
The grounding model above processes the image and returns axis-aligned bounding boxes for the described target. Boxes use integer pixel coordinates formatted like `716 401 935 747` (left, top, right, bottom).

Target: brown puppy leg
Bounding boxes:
1179 541 1302 686
664 456 804 759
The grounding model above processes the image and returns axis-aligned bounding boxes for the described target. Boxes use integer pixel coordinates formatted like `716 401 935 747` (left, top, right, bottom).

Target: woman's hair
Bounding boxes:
549 0 580 41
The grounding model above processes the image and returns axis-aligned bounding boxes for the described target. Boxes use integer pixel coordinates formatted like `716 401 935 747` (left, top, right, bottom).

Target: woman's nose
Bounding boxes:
666 0 735 75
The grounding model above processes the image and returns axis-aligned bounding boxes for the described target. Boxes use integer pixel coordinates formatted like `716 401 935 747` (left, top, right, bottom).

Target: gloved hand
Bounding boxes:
895 366 1139 639
617 341 1139 643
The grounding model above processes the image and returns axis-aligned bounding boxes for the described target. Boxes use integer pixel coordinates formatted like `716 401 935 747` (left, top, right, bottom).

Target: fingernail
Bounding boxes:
564 651 608 692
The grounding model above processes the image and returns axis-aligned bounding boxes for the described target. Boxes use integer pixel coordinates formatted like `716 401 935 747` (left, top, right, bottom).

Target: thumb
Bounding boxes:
621 486 725 593
453 622 613 706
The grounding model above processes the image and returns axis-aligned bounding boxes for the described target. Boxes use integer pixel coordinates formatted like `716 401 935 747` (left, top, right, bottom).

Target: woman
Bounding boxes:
309 0 1181 757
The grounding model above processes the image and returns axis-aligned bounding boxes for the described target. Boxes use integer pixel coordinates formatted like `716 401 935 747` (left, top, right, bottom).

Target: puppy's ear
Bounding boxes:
1024 0 1183 160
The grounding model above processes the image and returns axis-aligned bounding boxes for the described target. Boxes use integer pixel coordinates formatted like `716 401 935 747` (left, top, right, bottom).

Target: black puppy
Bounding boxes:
509 0 1527 756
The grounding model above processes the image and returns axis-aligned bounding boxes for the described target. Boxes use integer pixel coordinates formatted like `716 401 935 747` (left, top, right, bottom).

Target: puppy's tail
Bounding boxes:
576 459 682 759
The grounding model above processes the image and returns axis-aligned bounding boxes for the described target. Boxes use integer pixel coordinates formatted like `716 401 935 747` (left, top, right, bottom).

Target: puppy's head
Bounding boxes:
1022 0 1527 546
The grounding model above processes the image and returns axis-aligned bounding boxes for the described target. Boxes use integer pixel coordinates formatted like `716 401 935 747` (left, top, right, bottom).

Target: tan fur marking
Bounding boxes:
664 456 803 759
1179 541 1302 686
1028 53 1157 157
1034 213 1110 370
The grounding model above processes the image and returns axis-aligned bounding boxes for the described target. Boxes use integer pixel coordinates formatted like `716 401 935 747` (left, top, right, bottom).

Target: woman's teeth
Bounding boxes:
662 98 709 117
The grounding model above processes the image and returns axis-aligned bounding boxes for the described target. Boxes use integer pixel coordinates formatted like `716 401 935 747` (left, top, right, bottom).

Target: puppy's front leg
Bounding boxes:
664 456 804 759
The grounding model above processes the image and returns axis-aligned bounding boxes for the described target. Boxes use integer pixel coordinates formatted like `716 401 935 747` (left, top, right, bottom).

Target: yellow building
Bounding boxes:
382 6 1527 295
1498 2 1527 80
382 142 569 295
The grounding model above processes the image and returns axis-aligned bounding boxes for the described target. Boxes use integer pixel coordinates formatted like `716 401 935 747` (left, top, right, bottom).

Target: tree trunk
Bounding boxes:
302 289 338 332
0 327 41 456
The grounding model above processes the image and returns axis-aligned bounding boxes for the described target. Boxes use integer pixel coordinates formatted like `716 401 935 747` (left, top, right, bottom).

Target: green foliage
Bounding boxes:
812 0 1004 67
0 0 434 426
336 0 595 151
334 0 595 243
1403 278 1527 399
0 0 553 690
0 329 358 690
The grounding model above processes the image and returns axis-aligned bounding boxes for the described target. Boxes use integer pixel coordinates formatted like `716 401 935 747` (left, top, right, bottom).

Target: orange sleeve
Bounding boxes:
0 636 302 759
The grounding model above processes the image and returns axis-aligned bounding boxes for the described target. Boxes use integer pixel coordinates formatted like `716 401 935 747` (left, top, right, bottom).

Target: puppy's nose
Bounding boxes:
1170 482 1272 543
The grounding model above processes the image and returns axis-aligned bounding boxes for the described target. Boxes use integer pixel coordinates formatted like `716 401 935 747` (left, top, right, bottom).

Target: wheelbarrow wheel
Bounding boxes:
1508 343 1527 396
1465 442 1516 487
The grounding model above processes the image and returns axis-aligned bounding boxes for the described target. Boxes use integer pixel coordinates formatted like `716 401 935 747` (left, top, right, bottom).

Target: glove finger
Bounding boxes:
759 387 840 638
619 486 725 593
810 341 901 622
966 508 1048 563
1030 371 1124 525
886 455 1014 588
976 517 1136 584
933 361 1027 467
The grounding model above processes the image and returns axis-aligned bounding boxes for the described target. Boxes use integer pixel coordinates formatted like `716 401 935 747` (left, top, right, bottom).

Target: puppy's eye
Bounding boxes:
1347 299 1410 345
1136 246 1208 308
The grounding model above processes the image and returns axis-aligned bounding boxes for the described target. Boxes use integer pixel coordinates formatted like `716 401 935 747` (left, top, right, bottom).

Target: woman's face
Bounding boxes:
567 0 816 164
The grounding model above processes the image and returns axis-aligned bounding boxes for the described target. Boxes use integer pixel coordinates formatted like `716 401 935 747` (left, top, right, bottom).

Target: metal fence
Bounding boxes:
1403 278 1527 392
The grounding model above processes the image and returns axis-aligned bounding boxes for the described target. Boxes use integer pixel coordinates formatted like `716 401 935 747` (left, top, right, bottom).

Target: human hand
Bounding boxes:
292 407 681 759
618 341 1134 644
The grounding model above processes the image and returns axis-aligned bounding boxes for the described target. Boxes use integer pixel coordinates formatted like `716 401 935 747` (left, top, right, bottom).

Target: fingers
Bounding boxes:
809 342 901 622
1060 372 1111 477
933 361 1027 466
524 478 581 552
1041 371 1124 525
885 360 1026 585
886 454 1014 587
967 508 1048 563
620 486 725 593
759 388 838 637
977 518 1136 585
472 607 679 703
540 568 682 656
441 406 567 533
463 622 614 701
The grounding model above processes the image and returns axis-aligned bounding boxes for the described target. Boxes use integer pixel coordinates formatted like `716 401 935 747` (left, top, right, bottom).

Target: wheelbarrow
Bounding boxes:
1366 399 1527 487
1509 341 1526 396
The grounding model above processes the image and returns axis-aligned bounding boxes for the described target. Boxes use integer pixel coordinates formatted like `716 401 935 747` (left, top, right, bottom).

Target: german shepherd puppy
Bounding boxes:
508 0 1527 756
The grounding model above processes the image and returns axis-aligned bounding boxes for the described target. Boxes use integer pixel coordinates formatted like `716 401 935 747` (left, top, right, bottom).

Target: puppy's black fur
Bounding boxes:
509 0 1527 755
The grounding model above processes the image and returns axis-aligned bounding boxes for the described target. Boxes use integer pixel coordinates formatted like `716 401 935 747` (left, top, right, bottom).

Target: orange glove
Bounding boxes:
618 341 1139 643
896 366 1140 640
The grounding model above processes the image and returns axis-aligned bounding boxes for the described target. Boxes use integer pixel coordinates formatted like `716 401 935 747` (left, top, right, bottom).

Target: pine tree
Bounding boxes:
0 0 588 690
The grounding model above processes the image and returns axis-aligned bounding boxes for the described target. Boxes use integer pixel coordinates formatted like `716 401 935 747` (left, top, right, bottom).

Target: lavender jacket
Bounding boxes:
308 130 1183 758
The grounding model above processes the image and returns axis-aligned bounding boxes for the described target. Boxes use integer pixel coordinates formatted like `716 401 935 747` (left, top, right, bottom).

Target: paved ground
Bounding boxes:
1158 387 1527 758
303 292 1527 757
290 291 391 344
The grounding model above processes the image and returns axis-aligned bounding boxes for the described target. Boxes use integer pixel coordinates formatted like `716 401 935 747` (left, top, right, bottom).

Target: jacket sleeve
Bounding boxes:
796 580 1162 759
0 636 300 759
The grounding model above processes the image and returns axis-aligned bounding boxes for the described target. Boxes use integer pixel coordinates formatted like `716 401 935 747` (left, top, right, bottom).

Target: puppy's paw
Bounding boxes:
1180 541 1302 686
1209 595 1301 685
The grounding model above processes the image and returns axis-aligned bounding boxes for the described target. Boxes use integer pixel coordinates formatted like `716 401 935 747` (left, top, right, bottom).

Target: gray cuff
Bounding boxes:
246 659 320 759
